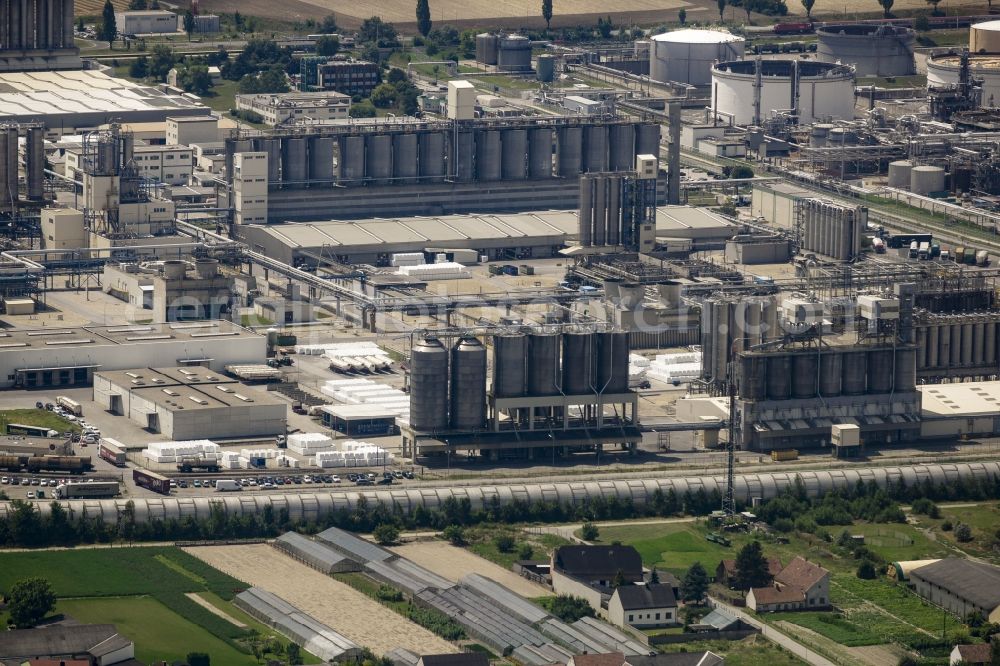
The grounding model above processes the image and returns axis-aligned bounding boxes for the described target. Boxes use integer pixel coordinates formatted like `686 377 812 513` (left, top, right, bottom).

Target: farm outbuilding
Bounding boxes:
889 559 942 581
910 559 1000 622
273 532 360 574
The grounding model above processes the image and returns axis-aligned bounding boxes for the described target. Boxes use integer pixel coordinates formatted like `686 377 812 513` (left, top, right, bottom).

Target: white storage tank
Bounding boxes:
910 165 946 195
888 160 913 189
710 60 856 125
971 20 1000 54
927 53 1000 108
650 29 744 86
816 24 915 76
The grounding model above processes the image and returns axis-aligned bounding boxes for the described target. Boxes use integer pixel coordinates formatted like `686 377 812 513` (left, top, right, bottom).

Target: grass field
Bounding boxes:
463 526 570 570
0 547 308 665
0 409 81 434
58 596 254 666
768 612 881 647
656 635 806 666
912 502 1000 564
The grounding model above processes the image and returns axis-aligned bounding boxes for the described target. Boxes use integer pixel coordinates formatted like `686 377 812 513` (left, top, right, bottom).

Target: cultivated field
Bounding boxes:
391 541 550 598
185 544 458 657
75 0 129 15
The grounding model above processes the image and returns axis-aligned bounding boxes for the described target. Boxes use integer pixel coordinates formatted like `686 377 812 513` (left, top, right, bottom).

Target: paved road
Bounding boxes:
709 597 839 666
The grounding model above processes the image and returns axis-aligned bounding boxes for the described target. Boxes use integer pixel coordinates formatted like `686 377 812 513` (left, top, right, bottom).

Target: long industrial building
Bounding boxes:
5 461 997 524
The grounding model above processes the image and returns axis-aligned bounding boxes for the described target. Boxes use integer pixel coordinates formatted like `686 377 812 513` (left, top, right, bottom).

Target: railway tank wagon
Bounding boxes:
2 462 998 525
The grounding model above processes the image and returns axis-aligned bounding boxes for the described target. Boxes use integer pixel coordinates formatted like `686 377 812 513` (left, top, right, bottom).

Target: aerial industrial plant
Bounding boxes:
2 0 1000 663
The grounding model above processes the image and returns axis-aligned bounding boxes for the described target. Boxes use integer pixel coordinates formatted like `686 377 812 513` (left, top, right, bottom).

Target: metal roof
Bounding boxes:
921 381 1000 418
911 558 1000 611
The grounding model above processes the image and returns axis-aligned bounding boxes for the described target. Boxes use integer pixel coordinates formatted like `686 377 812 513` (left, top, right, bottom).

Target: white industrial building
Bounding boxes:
235 92 351 126
132 145 193 185
115 10 179 35
94 366 286 439
167 116 229 146
0 322 265 389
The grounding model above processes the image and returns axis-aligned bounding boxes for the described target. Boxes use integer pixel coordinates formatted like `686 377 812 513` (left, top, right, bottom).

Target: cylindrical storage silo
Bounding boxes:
927 324 939 369
365 134 393 184
528 128 553 178
450 336 487 430
888 161 912 189
609 123 635 172
418 131 446 181
816 24 915 77
500 129 528 180
961 322 974 366
537 54 556 82
476 33 499 65
938 323 951 369
594 331 629 393
973 321 986 366
592 177 607 245
950 322 962 367
741 356 767 401
26 126 44 200
281 138 308 189
557 126 583 176
0 131 9 213
841 351 867 395
392 133 419 184
916 327 927 370
650 29 745 86
527 333 561 396
409 336 450 432
910 166 946 196
253 137 281 183
338 135 365 184
766 355 791 400
497 34 532 72
562 331 595 395
894 348 916 393
492 333 527 397
866 349 893 393
792 354 817 398
819 352 842 397
578 177 593 247
454 130 475 181
583 124 609 173
606 176 621 245
636 123 661 159
986 321 997 366
195 259 219 279
162 260 187 280
476 130 501 182
308 136 335 185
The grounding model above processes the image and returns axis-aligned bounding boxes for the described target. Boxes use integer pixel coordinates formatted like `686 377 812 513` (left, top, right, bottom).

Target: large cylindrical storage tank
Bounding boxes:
819 352 842 397
816 24 914 76
766 355 791 400
792 354 817 398
528 128 553 178
609 124 635 172
928 54 1000 108
867 349 893 393
971 20 1000 53
281 137 308 188
195 259 219 279
365 134 393 184
497 34 532 72
741 356 767 401
537 54 556 82
392 133 419 183
649 29 745 86
938 323 951 368
476 130 501 182
595 331 630 393
454 130 475 181
527 333 561 395
418 131 446 181
927 324 939 369
338 135 365 184
26 126 44 200
162 260 187 280
450 336 487 430
578 177 593 247
562 331 595 395
888 161 912 189
308 136 335 184
556 126 583 176
253 137 281 183
841 351 867 395
710 60 856 125
492 333 527 397
583 124 609 173
409 336 450 432
500 129 528 180
910 166 946 196
0 131 9 213
592 175 607 245
636 123 661 159
950 322 962 367
894 348 916 393
476 33 499 65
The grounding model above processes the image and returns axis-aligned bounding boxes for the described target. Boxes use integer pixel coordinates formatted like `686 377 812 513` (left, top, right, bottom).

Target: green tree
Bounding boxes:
178 65 214 96
147 44 176 81
101 0 117 48
925 0 942 13
319 14 338 34
128 0 147 9
370 82 398 108
186 653 210 666
183 10 196 40
350 101 377 118
549 595 595 622
678 7 687 22
373 523 399 545
315 35 340 57
359 17 399 47
286 643 303 666
650 567 660 584
801 0 815 18
856 560 877 579
734 541 772 590
955 523 974 542
7 577 56 628
442 524 465 545
596 16 613 39
494 534 515 552
879 0 894 18
580 521 599 541
77 17 85 32
718 0 727 21
681 562 709 604
129 55 149 79
416 0 432 37
387 67 407 84
517 543 534 560
542 0 553 30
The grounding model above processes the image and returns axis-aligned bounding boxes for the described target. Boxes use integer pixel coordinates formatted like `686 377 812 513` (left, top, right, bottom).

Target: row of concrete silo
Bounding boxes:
914 313 1000 372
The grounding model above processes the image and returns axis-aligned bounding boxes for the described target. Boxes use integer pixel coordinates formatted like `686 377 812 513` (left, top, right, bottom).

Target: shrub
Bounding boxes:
954 523 973 543
941 520 953 532
376 585 403 602
517 543 534 560
580 522 599 541
856 560 878 579
442 524 465 546
772 517 794 532
494 534 515 553
373 523 399 545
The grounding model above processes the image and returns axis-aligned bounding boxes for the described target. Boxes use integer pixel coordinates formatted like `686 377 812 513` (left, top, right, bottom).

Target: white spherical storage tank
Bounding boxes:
710 60 856 125
650 29 745 86
927 53 1000 107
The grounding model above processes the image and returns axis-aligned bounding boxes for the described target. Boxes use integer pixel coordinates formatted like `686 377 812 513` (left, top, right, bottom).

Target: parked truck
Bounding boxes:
133 468 170 495
977 250 990 267
54 481 120 499
215 479 242 492
918 241 930 259
176 455 220 473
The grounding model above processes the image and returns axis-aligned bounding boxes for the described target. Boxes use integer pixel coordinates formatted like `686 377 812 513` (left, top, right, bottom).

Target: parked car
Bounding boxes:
26 491 35 499
355 478 373 486
402 470 414 479
332 475 341 483
377 477 393 485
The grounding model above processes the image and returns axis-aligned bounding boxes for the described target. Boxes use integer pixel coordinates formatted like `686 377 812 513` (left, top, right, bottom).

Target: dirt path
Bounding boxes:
184 592 248 629
848 644 905 666
391 541 550 598
184 544 457 657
